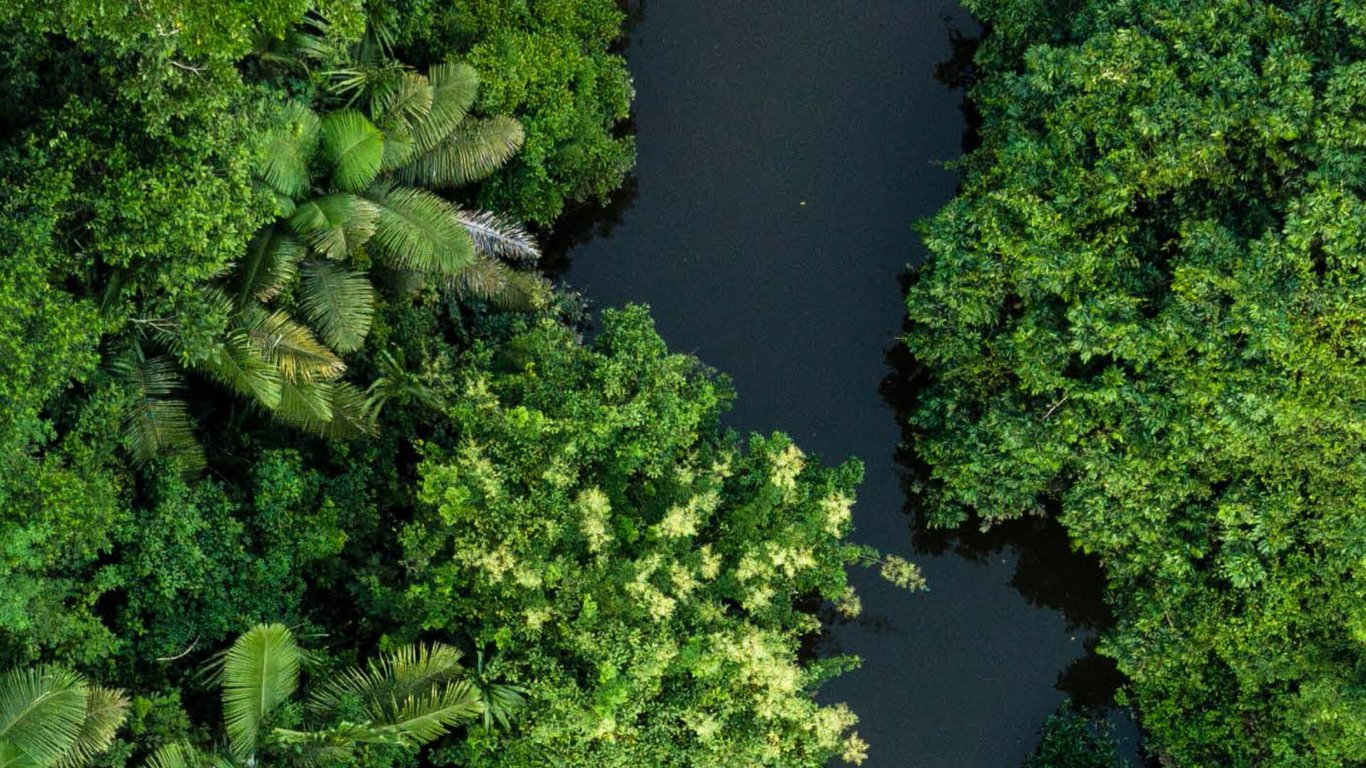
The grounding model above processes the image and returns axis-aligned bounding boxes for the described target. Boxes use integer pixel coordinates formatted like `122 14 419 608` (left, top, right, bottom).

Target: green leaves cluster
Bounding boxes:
391 307 884 767
0 665 128 768
379 0 636 225
909 0 1366 764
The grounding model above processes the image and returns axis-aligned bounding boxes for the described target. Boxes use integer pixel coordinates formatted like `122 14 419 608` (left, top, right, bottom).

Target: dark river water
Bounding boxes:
550 2 1132 765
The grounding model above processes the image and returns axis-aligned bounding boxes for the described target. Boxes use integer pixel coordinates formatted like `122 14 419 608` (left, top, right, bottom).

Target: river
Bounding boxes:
549 2 1128 765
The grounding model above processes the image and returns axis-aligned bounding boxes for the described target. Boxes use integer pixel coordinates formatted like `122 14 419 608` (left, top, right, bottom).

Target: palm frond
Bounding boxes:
110 350 204 471
476 682 525 731
197 328 283 409
453 209 539 262
298 261 374 354
309 643 463 721
325 61 408 107
272 379 335 430
236 226 305 304
289 193 380 260
55 688 128 768
379 125 418 172
383 681 483 744
365 185 474 276
449 254 550 312
412 62 478 154
0 667 86 768
143 743 210 768
258 102 320 201
321 110 386 193
318 381 376 439
374 72 433 130
218 624 300 761
397 116 523 190
244 309 346 382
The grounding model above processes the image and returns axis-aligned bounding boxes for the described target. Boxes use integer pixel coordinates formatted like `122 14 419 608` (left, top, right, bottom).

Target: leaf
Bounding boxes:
0 667 86 768
55 688 128 768
288 193 380 260
258 103 320 200
273 379 334 430
453 209 539 262
365 184 474 276
383 681 483 744
298 261 374 354
309 643 464 720
412 62 478 154
218 625 300 761
198 329 283 409
243 309 346 382
397 116 524 189
321 110 385 193
450 254 549 312
236 226 305 304
375 72 433 130
110 349 205 472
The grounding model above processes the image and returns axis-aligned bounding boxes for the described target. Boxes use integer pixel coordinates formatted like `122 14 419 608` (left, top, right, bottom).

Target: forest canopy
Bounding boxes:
0 3 895 768
909 0 1366 764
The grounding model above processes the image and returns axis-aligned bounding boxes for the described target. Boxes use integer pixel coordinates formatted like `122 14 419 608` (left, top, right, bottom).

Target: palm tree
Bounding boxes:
121 48 547 465
146 624 519 768
0 665 129 768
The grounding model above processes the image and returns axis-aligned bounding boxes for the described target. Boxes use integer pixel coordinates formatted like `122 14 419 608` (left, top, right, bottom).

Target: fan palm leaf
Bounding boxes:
216 624 300 761
0 667 86 768
244 309 346 382
453 209 539 262
317 381 376 439
320 110 385 193
365 184 474 276
236 226 305 304
298 261 375 354
289 193 380 260
396 116 524 190
412 62 478 154
258 103 320 201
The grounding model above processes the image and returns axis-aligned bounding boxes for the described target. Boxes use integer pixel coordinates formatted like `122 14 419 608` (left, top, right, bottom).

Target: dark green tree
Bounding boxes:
909 0 1366 764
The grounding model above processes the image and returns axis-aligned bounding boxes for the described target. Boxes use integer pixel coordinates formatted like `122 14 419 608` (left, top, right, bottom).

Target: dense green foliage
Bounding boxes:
390 307 894 767
1024 708 1127 768
0 6 894 765
380 0 636 226
909 1 1366 764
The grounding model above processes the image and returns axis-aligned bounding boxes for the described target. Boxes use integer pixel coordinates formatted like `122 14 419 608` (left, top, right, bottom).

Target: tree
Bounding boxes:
129 45 547 457
908 0 1366 764
388 307 917 767
0 665 128 768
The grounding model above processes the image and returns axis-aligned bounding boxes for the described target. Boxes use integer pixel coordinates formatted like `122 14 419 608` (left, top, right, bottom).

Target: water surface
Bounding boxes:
553 3 1120 764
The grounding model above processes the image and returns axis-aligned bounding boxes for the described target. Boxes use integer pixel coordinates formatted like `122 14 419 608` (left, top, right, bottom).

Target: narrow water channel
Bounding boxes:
551 3 1120 765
